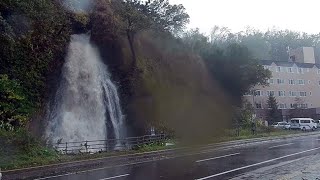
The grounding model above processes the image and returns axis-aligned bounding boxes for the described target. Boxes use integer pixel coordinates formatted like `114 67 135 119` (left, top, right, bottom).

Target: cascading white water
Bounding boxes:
46 34 125 150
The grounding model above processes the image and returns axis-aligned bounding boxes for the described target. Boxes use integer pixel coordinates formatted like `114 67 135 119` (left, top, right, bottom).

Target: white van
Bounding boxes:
290 118 317 131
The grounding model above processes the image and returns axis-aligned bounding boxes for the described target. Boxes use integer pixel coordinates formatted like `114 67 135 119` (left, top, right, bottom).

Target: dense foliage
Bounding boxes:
182 29 271 104
0 75 33 129
111 0 189 66
210 26 320 61
0 0 72 128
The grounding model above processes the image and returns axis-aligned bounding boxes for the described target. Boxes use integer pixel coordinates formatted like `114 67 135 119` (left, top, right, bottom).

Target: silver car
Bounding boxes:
271 122 291 129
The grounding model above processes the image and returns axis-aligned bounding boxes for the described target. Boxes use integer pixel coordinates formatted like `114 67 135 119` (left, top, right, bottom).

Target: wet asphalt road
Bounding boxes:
38 135 320 180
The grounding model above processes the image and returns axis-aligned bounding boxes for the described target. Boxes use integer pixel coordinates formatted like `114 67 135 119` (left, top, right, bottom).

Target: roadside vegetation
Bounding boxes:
0 129 59 170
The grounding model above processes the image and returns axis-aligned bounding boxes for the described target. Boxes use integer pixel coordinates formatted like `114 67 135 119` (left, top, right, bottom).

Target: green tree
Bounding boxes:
267 95 281 124
203 44 271 104
0 75 33 129
111 0 151 66
237 27 271 60
182 28 210 54
0 0 72 128
0 0 71 104
239 100 254 127
209 26 320 62
144 0 190 34
111 0 189 67
210 26 236 47
182 30 271 104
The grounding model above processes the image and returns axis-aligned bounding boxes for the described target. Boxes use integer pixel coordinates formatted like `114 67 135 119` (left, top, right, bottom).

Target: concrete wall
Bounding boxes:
289 47 304 63
303 47 316 64
289 47 315 64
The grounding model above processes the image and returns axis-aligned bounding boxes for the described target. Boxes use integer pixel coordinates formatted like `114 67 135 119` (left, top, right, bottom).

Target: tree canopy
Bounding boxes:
0 0 71 103
209 26 320 62
182 29 271 104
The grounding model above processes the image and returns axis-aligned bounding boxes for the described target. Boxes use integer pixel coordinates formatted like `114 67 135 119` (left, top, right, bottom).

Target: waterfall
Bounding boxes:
45 34 125 150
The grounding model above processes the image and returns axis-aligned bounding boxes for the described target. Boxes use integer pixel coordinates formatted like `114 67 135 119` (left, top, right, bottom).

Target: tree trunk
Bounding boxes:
127 29 137 69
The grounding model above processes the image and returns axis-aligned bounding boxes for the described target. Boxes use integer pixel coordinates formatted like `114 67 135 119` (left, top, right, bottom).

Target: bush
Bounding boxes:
136 141 166 152
0 129 59 170
0 74 33 128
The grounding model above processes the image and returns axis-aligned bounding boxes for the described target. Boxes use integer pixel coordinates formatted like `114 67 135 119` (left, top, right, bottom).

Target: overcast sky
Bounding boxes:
170 0 320 35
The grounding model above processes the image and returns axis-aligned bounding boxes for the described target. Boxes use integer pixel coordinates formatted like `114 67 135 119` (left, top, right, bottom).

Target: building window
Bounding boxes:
289 79 295 85
298 68 304 74
299 92 307 97
289 91 297 97
298 79 305 85
310 91 312 96
276 66 281 72
287 67 294 73
278 91 286 97
289 91 292 97
290 104 296 109
279 104 287 109
267 91 275 96
267 79 274 84
301 104 308 109
254 90 263 96
277 79 285 84
256 103 262 109
269 79 274 84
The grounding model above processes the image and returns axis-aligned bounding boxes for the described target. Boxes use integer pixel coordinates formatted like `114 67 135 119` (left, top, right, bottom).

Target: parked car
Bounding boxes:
271 122 291 129
290 118 317 131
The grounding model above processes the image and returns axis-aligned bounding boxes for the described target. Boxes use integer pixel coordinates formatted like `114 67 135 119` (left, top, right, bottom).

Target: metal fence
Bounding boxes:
48 134 168 154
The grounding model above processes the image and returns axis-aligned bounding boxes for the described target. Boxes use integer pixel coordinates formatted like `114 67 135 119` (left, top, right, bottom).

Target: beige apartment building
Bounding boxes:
245 47 320 121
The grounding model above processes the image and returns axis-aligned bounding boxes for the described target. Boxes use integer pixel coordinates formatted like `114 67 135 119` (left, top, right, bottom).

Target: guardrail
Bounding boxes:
47 134 168 154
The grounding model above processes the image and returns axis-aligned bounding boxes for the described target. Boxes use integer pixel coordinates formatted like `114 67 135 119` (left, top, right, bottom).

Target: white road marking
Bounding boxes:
268 143 294 149
195 146 320 180
36 173 75 180
99 174 130 180
196 153 240 163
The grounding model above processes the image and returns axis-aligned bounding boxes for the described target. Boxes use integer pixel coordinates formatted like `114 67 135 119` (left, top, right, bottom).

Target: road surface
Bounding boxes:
35 135 320 180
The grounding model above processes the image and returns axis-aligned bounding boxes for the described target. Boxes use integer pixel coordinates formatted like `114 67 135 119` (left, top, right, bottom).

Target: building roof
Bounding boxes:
260 60 320 68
